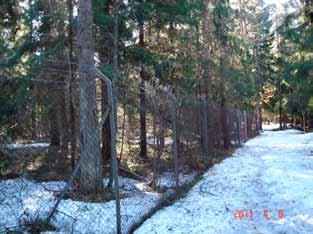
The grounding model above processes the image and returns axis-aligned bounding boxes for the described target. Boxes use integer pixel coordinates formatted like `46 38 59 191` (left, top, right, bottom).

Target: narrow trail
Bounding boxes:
135 126 313 234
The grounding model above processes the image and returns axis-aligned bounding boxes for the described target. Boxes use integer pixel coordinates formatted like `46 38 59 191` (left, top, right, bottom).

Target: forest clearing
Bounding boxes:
1 0 313 233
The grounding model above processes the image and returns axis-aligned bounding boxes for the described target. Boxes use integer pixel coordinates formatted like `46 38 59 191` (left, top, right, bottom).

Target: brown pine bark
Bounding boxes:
67 0 78 170
301 113 304 131
139 16 147 158
100 0 113 164
219 50 230 150
279 93 283 130
77 0 103 194
101 82 111 163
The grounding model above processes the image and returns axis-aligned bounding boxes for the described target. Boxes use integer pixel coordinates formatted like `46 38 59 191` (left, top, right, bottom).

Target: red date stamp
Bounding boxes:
233 209 284 220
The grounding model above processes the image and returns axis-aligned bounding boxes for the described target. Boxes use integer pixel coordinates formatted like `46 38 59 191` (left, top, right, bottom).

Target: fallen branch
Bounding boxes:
103 165 147 182
40 184 64 193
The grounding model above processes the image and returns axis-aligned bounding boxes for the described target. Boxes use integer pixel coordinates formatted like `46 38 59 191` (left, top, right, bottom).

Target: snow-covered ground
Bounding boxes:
6 142 50 149
0 177 159 234
157 172 197 189
135 128 313 234
262 123 280 131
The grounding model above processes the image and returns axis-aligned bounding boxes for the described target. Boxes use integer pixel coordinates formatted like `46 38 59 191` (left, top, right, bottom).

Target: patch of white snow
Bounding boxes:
135 129 313 234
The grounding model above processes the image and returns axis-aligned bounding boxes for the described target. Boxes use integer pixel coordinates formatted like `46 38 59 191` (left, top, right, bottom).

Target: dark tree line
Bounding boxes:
1 0 312 194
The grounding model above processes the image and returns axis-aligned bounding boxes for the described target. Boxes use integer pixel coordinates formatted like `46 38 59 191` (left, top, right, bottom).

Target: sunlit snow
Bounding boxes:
135 127 313 234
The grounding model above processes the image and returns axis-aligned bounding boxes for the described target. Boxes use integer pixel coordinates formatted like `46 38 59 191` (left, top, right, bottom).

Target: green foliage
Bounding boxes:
213 0 230 43
273 3 313 117
1 0 310 138
0 78 30 126
124 47 156 66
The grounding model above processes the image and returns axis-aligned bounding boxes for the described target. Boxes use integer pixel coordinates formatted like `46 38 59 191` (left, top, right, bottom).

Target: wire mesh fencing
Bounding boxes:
0 60 261 233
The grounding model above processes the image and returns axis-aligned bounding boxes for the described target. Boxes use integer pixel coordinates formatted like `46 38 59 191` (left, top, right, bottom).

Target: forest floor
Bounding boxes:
0 176 161 233
0 167 195 233
135 125 313 234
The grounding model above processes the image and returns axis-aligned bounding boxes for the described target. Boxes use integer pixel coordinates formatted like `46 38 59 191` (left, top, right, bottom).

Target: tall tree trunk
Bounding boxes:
307 111 311 131
46 0 70 163
302 111 306 132
283 112 287 129
59 91 70 159
254 45 262 133
201 1 212 97
259 106 263 131
279 93 283 130
44 1 61 155
110 0 120 186
102 82 111 163
215 1 230 149
100 0 113 164
29 4 37 140
139 17 147 158
219 51 230 149
49 107 60 147
78 0 103 194
67 0 77 170
119 104 126 161
201 1 214 150
31 102 36 139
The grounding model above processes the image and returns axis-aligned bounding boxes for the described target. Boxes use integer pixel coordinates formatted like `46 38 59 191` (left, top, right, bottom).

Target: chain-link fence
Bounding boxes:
0 59 261 233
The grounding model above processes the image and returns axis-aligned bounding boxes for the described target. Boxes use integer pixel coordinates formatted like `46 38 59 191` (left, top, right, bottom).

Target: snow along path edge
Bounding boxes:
128 173 204 233
135 129 313 234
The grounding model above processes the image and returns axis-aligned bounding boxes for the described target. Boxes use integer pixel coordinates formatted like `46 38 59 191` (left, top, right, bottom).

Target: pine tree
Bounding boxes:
77 0 103 194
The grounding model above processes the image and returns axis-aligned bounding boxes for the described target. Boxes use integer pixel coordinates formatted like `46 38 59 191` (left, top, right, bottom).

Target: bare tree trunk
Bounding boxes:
43 1 61 155
219 53 230 149
102 81 111 163
283 112 287 129
307 111 311 131
100 0 113 165
201 97 209 155
78 0 103 194
108 0 120 188
31 103 36 139
152 116 158 189
171 97 179 188
244 111 248 142
303 111 307 132
202 0 212 99
259 105 263 131
29 0 37 141
45 0 70 164
49 105 60 147
279 93 283 130
119 104 126 161
59 91 70 160
236 110 241 144
139 19 147 158
67 0 77 170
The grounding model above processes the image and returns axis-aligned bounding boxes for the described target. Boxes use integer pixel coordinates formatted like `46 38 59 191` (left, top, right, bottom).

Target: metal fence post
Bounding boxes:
96 69 121 234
